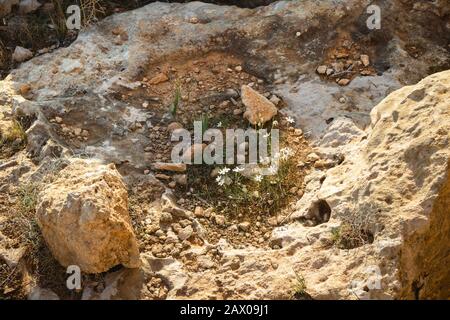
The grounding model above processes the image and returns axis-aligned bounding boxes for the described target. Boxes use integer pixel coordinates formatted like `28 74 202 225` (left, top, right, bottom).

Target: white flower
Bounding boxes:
216 176 225 186
269 164 278 174
217 121 222 128
263 132 270 138
254 175 263 182
285 116 295 124
218 167 230 175
272 120 279 127
279 147 294 160
233 166 244 173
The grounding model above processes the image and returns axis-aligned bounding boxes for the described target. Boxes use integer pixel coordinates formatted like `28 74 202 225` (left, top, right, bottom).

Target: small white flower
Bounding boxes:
272 120 279 127
263 132 270 138
279 147 294 160
269 164 278 174
218 167 230 175
233 166 244 173
254 175 263 182
217 121 222 128
216 176 225 186
285 116 295 124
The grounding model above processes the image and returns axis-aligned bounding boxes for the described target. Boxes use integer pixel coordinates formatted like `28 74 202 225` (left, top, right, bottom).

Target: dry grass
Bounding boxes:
331 205 376 249
185 119 310 219
0 120 27 158
80 0 106 27
291 273 312 300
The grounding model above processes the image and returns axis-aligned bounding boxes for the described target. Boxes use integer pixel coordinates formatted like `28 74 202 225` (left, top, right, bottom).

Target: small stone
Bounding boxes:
168 122 183 131
155 174 170 181
210 168 220 178
316 65 327 75
144 169 150 175
204 208 213 218
55 116 63 123
235 65 243 72
289 186 299 194
295 31 301 37
19 84 31 95
241 85 278 125
214 215 226 226
153 162 186 172
194 206 204 217
173 174 187 185
269 95 281 105
338 78 351 86
233 108 243 116
148 73 169 85
238 222 251 232
331 62 344 73
360 54 370 67
307 153 320 162
160 212 173 224
268 217 278 226
339 97 346 104
189 17 199 24
178 226 193 241
12 46 33 63
168 181 176 188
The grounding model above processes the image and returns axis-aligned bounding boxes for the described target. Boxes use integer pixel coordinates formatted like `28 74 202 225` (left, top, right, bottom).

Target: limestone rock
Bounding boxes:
360 54 370 67
153 162 187 172
241 85 277 125
36 159 140 273
18 0 41 14
12 46 33 63
148 72 169 85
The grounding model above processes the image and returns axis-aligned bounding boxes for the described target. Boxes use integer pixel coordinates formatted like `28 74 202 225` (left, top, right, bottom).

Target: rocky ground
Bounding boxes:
0 0 449 300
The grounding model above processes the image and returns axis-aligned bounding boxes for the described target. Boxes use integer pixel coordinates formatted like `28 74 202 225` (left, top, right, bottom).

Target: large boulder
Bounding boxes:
36 159 140 273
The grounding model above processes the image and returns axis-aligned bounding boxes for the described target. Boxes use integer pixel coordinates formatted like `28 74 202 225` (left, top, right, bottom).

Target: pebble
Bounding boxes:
238 222 251 231
316 65 327 75
269 95 281 105
160 212 173 224
168 181 176 188
338 78 351 86
360 54 370 67
173 174 187 185
194 206 204 217
168 122 183 131
178 226 194 241
214 214 226 226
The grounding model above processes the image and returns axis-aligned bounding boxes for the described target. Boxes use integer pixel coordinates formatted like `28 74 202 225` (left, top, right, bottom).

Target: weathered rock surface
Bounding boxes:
36 159 140 273
0 0 449 300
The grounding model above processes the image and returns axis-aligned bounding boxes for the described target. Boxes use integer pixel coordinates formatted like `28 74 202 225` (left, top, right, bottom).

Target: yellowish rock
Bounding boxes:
241 85 278 125
36 159 140 273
